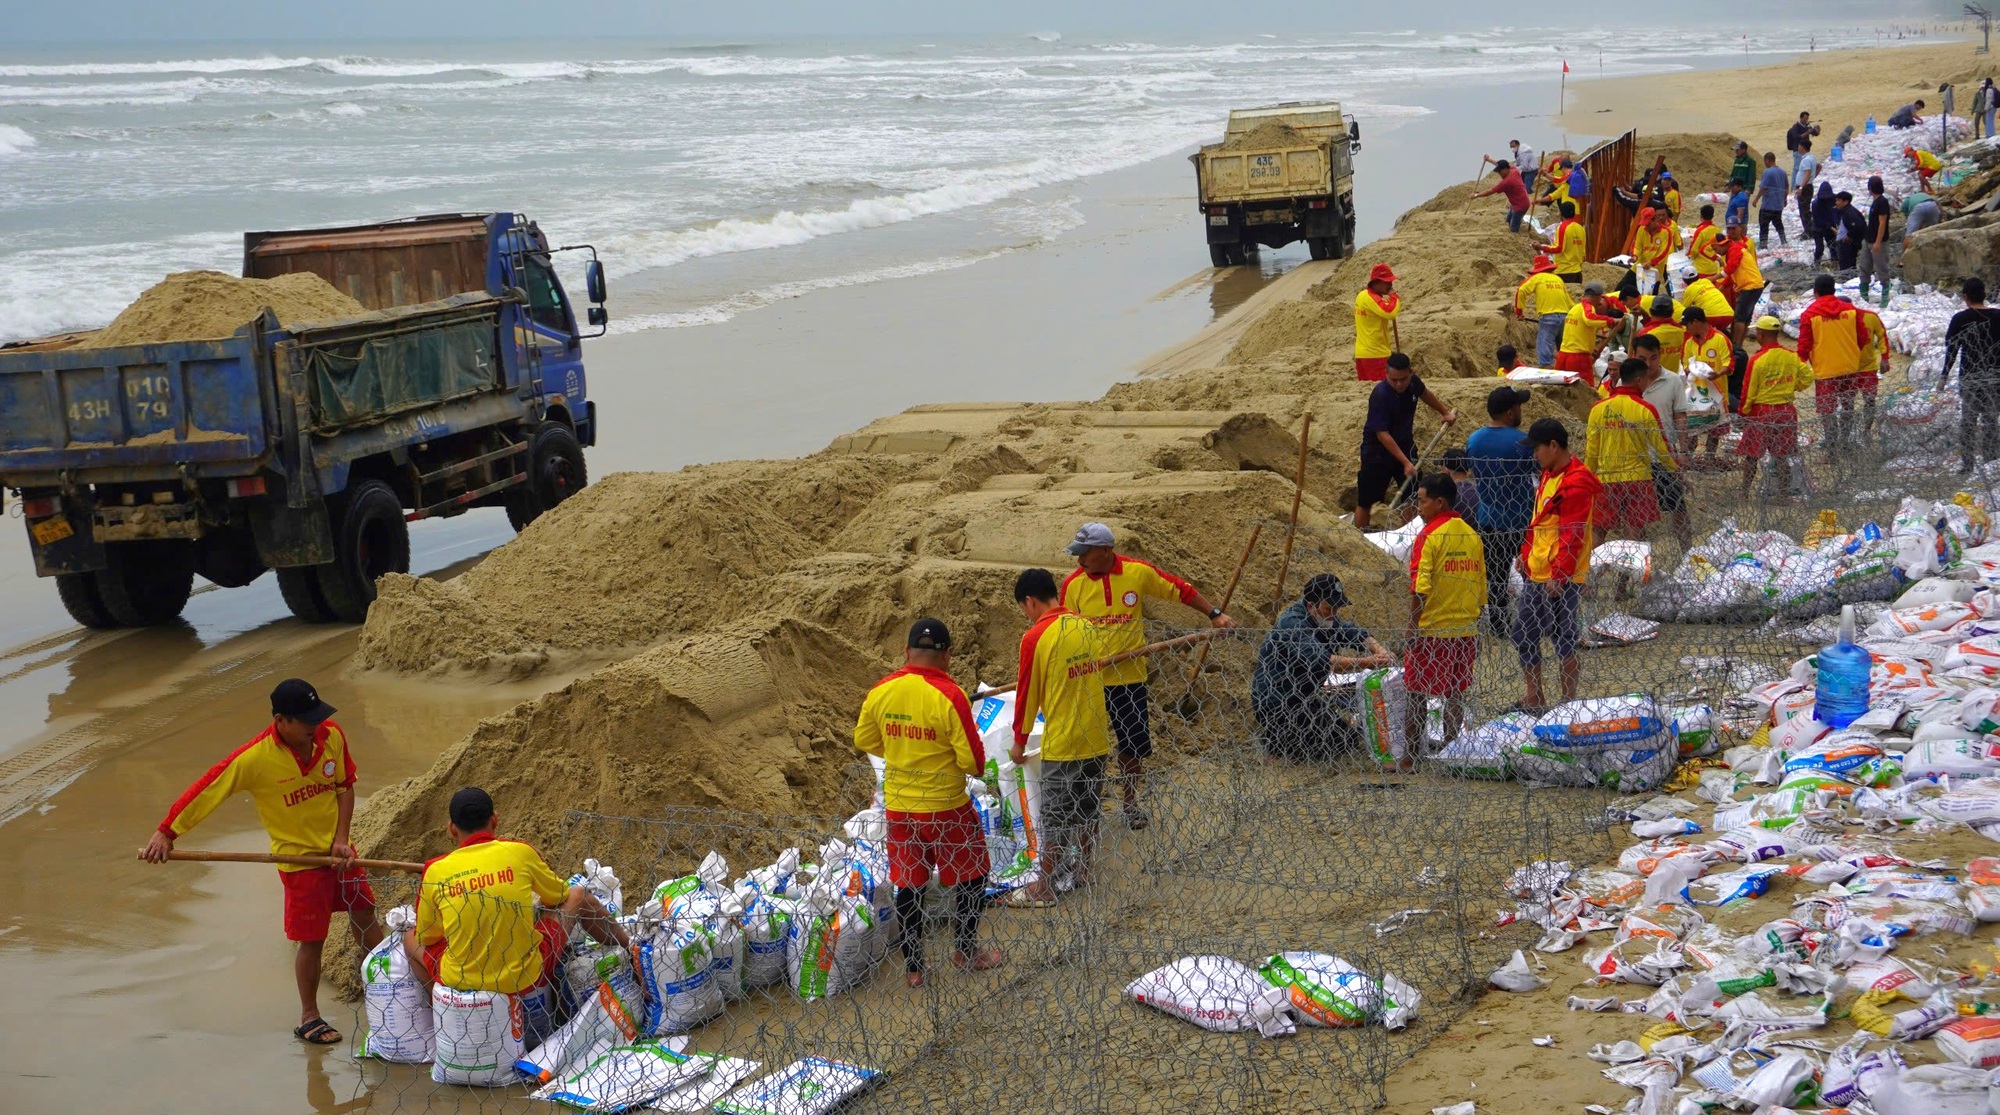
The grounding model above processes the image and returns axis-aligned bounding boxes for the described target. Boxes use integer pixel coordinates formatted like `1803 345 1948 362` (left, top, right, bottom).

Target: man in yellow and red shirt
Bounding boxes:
1352 262 1403 381
1637 295 1687 373
1585 357 1679 541
853 618 1001 984
1688 204 1725 284
1511 420 1603 710
1724 222 1765 349
1795 274 1875 452
1403 474 1486 768
1681 306 1736 468
1555 281 1619 386
1060 522 1234 827
142 678 381 1046
1007 568 1112 907
1738 315 1812 501
404 786 628 996
1632 207 1680 295
1537 201 1587 285
1514 253 1571 367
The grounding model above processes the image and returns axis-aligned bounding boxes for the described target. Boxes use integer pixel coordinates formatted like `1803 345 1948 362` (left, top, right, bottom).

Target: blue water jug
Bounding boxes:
1814 605 1871 729
1865 116 1878 135
1830 143 1844 162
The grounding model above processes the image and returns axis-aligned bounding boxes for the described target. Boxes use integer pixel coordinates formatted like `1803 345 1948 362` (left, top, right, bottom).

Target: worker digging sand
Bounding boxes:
1059 523 1236 829
1353 353 1457 532
140 679 382 1045
852 618 1004 985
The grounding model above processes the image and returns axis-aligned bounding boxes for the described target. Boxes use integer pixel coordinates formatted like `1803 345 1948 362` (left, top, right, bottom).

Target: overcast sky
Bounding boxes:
10 0 1956 44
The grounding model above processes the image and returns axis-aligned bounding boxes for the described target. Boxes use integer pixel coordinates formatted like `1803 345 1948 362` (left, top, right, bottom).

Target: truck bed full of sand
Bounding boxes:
82 270 366 348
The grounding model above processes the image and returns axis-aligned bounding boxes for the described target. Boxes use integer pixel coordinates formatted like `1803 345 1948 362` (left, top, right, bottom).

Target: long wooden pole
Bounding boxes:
1174 523 1261 708
159 849 428 874
979 630 1217 698
1271 412 1313 612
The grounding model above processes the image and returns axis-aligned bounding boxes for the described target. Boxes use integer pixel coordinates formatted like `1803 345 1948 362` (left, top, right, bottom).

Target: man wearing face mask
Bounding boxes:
1251 574 1393 763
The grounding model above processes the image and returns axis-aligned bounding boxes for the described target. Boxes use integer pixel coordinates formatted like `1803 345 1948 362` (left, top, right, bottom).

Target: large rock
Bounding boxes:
1902 212 2000 289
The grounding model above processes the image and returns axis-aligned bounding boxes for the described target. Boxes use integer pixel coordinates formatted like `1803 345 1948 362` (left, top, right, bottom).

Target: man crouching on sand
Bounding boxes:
853 618 1004 986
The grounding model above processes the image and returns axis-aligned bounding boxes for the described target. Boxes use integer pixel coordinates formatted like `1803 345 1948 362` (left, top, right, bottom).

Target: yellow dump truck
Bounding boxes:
1191 102 1360 267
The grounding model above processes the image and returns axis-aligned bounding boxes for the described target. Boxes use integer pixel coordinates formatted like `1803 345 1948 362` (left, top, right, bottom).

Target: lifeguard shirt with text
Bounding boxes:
415 832 570 993
853 665 985 813
1060 555 1200 686
157 720 357 870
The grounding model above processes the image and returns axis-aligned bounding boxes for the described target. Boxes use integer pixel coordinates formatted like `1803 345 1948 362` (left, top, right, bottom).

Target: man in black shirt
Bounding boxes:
1785 111 1820 177
1353 353 1458 531
1945 277 2000 473
1858 176 1893 307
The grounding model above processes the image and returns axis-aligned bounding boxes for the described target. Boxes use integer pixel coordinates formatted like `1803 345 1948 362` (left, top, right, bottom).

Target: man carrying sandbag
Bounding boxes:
140 678 383 1046
1252 574 1393 762
1511 420 1602 712
1005 569 1112 908
1060 522 1236 829
853 619 1004 986
402 787 629 998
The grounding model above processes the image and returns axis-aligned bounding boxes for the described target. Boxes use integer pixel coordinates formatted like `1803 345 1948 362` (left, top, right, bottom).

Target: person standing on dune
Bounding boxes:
1353 263 1403 381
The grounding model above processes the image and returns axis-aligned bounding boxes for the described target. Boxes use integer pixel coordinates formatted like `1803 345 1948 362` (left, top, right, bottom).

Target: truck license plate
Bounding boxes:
1208 215 1228 225
31 517 74 546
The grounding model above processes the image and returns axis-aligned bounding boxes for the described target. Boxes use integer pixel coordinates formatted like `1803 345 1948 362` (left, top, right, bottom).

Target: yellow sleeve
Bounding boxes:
415 868 445 945
853 686 885 758
1584 406 1606 474
525 846 569 908
1413 534 1437 597
1515 280 1530 316
161 749 255 839
1135 561 1195 605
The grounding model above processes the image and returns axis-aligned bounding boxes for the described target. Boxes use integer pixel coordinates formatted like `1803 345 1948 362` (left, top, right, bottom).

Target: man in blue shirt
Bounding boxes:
1753 151 1790 248
1725 180 1751 231
1252 574 1391 762
1565 160 1589 205
1465 386 1537 634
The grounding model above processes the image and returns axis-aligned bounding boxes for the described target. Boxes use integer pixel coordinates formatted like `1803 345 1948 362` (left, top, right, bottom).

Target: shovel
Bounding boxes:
1172 522 1261 720
1389 423 1454 523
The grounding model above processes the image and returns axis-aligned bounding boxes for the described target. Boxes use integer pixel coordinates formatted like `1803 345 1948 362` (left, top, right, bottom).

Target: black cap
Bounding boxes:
908 618 952 651
449 787 495 832
270 678 335 724
1302 573 1350 608
1487 385 1531 417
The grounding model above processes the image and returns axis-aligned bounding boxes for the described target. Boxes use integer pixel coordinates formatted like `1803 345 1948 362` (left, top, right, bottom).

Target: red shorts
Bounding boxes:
422 915 564 988
1813 372 1879 414
1553 349 1596 387
280 864 377 943
885 802 987 888
1593 479 1661 532
1403 635 1477 696
1355 356 1389 381
1737 403 1800 458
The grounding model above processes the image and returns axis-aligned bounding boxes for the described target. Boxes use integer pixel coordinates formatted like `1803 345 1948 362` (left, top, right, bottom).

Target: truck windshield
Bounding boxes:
521 255 571 335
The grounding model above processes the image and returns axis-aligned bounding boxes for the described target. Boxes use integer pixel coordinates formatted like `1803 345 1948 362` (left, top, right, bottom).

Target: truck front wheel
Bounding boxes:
93 541 195 627
505 422 588 532
56 572 119 629
313 480 410 624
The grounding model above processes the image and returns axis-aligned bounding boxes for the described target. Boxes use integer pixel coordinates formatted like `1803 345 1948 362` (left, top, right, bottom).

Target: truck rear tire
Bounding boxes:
1208 243 1232 268
94 541 195 627
505 422 589 532
1308 237 1334 260
56 572 120 629
1226 243 1249 266
313 479 410 624
277 567 338 623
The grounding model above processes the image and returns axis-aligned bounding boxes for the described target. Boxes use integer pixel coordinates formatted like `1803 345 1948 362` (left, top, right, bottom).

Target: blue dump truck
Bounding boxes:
0 212 607 628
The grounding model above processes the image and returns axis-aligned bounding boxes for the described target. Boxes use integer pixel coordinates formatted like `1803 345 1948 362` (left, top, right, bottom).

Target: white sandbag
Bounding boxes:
1934 1016 2000 1068
517 966 645 1084
1728 1052 1819 1109
1501 736 1597 787
1125 955 1295 1037
358 905 433 1064
1870 600 1976 636
533 1037 707 1114
971 687 1041 764
1433 713 1531 779
1957 686 2000 733
1527 695 1672 751
1899 576 1980 608
785 873 891 1003
1769 713 1829 754
1587 744 1679 793
1869 1062 1994 1115
1257 951 1420 1029
1488 949 1549 992
650 1055 762 1114
1593 540 1653 584
1903 737 2000 780
1668 704 1720 756
1967 886 2000 921
431 985 525 1087
560 938 634 1016
714 1056 881 1115
566 859 622 949
642 851 744 1015
1356 668 1407 764
735 888 793 993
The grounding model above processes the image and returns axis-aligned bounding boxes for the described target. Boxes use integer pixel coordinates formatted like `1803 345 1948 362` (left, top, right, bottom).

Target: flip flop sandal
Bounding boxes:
294 1018 342 1045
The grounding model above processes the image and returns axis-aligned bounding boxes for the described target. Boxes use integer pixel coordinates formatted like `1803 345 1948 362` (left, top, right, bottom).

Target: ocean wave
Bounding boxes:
0 124 35 156
613 251 1010 332
0 56 318 77
0 232 238 342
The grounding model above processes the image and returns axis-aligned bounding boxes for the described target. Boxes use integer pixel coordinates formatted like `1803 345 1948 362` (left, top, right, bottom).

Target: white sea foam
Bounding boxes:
0 124 36 155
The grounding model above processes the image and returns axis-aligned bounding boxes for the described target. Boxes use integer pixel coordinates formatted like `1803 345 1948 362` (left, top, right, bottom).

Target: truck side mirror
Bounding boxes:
586 260 607 304
1348 120 1362 152
587 306 608 327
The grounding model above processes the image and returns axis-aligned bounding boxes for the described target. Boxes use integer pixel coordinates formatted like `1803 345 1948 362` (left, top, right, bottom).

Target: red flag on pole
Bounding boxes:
1562 59 1569 73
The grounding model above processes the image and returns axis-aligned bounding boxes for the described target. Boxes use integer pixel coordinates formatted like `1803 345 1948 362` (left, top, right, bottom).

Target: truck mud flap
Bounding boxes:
27 503 105 577
249 499 334 568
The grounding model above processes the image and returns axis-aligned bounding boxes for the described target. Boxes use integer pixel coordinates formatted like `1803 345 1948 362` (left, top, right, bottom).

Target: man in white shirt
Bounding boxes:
1510 139 1539 196
1792 140 1821 247
1633 330 1693 550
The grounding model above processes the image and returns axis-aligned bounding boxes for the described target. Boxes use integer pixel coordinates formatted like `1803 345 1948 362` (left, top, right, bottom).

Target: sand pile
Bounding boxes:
84 270 365 348
1217 118 1310 153
355 574 551 678
1639 131 1742 192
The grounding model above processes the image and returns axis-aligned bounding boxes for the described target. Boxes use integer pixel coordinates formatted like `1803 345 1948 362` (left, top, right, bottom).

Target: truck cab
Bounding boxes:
1 211 609 628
